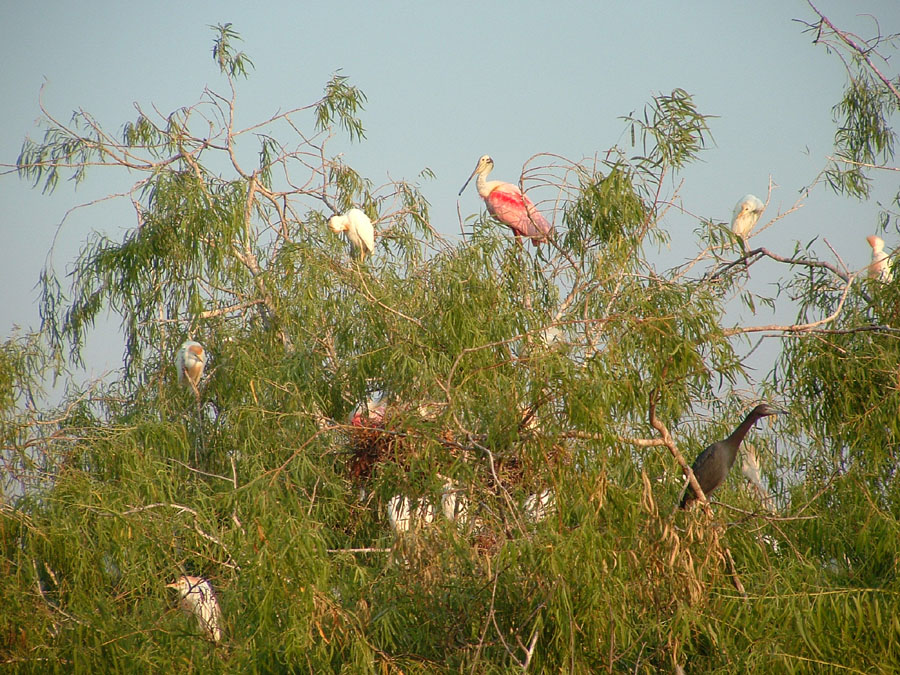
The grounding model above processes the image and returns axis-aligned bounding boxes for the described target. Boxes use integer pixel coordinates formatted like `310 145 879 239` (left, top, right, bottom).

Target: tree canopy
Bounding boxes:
2 13 900 673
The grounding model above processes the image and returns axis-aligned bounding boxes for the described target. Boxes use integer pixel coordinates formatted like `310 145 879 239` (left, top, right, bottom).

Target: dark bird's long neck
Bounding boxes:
725 411 762 451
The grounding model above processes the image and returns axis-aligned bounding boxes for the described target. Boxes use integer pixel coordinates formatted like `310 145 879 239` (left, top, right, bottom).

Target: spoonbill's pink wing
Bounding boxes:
485 184 553 242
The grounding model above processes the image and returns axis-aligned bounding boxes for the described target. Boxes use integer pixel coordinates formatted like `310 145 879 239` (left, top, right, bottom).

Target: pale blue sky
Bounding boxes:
1 1 898 383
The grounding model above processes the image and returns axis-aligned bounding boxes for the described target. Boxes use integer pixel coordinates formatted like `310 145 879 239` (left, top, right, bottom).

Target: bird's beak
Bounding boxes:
458 166 479 196
165 582 178 589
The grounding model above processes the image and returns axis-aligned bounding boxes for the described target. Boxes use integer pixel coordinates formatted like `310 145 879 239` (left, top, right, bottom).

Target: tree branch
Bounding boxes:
808 2 900 105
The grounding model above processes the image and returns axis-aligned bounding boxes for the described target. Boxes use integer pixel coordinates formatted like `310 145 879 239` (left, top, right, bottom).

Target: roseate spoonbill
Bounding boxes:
867 235 893 282
166 575 222 642
730 194 765 239
680 404 786 509
175 340 207 390
523 488 556 523
458 155 554 244
328 208 375 261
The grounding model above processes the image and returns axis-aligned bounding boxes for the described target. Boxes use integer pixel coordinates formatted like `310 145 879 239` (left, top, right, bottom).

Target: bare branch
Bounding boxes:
808 2 900 105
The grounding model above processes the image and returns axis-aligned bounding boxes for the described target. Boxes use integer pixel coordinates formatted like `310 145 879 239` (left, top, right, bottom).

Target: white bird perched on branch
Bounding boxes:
867 235 893 282
166 575 222 642
440 479 469 526
386 494 435 533
730 194 765 240
175 340 207 391
328 208 375 261
740 444 775 512
523 489 556 523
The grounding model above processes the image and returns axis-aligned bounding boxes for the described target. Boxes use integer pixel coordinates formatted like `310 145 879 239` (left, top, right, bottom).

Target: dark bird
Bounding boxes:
680 404 785 509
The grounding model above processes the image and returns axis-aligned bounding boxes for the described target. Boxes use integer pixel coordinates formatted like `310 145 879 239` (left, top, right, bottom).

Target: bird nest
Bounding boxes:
344 405 568 492
345 409 458 482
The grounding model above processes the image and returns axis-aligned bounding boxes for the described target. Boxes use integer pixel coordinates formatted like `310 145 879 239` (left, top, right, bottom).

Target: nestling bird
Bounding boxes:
730 194 765 240
166 575 222 642
349 388 387 427
386 494 435 533
440 479 470 526
680 404 786 509
523 488 556 523
867 235 893 282
459 155 554 244
175 340 207 390
328 208 375 261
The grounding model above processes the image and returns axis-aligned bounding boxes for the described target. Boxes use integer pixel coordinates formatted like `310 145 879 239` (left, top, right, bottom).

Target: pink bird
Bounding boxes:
349 388 387 427
459 155 554 244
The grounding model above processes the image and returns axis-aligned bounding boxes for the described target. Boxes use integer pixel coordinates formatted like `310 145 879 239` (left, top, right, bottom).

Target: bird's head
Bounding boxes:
459 155 494 195
867 235 885 252
187 343 205 363
328 214 347 233
743 194 764 214
166 575 207 595
166 576 189 594
751 403 787 418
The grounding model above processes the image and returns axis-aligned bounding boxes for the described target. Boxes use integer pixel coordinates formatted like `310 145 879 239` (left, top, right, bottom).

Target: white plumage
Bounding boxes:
740 445 764 493
523 489 556 523
166 575 222 642
328 208 375 261
440 480 469 526
175 340 207 389
386 494 411 533
386 494 435 533
730 194 765 239
741 444 776 512
867 235 893 282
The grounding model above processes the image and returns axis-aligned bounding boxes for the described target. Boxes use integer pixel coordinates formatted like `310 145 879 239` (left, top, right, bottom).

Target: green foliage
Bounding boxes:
211 23 254 78
316 73 368 143
802 8 900 208
4 20 900 674
827 73 898 199
623 88 714 172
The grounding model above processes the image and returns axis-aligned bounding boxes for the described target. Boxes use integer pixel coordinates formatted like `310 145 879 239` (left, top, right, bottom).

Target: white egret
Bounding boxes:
166 575 222 642
440 479 469 525
730 194 765 240
867 235 893 282
328 208 375 261
386 494 435 533
740 443 776 511
175 340 207 390
523 489 556 523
